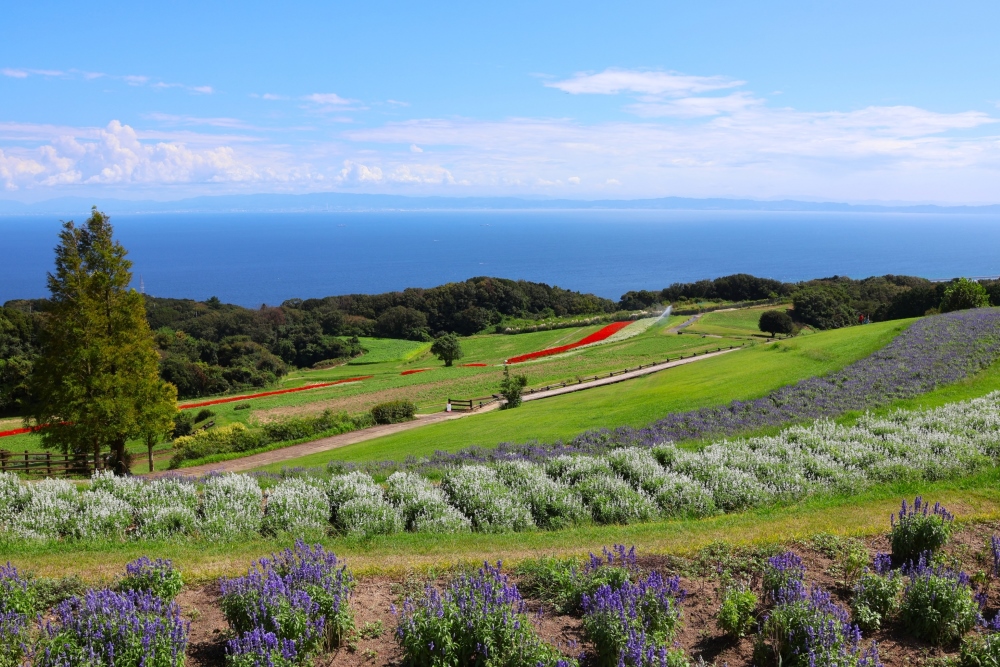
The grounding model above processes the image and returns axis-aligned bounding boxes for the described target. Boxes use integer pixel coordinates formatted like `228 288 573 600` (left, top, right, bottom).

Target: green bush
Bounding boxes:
515 549 635 615
169 410 374 467
890 497 954 565
397 562 573 667
900 559 979 645
118 558 184 601
717 584 758 638
851 567 902 631
193 408 215 423
370 399 417 424
961 633 1000 667
233 401 251 410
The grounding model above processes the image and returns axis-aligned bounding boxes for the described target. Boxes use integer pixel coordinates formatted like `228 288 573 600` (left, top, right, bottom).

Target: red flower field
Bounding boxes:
505 321 631 364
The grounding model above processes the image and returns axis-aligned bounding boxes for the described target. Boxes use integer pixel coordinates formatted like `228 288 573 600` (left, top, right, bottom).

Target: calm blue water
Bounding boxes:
2 210 999 307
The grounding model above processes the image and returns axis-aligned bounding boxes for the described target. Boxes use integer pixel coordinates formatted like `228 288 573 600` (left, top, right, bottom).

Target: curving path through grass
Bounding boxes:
254 319 910 471
154 347 744 476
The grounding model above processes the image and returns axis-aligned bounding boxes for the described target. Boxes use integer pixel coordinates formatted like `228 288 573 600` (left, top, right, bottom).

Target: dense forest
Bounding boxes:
2 273 998 412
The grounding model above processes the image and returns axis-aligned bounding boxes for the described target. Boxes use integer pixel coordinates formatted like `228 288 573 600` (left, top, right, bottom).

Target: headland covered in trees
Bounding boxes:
2 270 997 408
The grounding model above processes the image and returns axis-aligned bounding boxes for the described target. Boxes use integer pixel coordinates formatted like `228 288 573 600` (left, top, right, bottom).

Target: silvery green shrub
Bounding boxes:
492 460 587 530
200 474 264 540
263 478 329 537
384 472 470 533
441 465 533 533
328 472 401 536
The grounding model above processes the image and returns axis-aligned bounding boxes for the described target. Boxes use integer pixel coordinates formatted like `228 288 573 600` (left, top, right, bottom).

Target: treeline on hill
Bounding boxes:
2 273 997 412
622 273 1000 330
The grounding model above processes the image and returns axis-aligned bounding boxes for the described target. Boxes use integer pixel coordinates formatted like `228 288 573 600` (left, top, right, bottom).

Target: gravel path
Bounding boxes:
148 345 743 476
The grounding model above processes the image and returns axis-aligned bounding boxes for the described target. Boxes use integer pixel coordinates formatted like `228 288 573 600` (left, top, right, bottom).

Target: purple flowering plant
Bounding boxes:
516 545 639 615
0 564 33 667
35 587 189 667
851 566 902 632
899 554 980 645
758 584 880 667
395 560 576 667
226 627 299 667
221 541 354 663
119 557 184 601
580 570 686 667
890 497 954 565
762 551 806 603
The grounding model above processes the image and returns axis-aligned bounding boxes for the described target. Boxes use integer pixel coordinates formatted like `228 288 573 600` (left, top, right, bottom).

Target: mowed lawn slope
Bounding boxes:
258 319 911 470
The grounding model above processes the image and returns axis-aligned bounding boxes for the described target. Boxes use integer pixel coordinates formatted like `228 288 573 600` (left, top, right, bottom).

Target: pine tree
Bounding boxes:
25 208 177 473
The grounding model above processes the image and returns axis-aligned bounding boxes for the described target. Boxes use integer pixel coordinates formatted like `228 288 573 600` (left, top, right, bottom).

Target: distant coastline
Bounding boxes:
2 192 1000 216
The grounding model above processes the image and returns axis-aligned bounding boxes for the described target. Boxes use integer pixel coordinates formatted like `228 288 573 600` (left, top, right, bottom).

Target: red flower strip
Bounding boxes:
401 369 431 376
505 321 632 364
1 379 375 438
176 376 373 409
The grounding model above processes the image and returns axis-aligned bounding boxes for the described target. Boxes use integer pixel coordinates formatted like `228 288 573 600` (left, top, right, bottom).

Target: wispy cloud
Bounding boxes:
143 113 260 130
547 68 742 96
303 93 357 106
2 67 212 93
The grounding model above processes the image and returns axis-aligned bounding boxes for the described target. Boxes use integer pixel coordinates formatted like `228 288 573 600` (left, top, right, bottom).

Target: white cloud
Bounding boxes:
0 120 280 190
568 176 580 184
261 93 286 100
143 113 259 130
124 75 150 86
409 144 423 153
628 91 763 118
547 68 742 97
190 85 214 95
2 68 28 78
304 93 356 106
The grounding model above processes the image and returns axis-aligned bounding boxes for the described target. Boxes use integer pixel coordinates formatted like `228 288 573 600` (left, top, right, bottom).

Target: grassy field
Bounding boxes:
0 314 705 461
345 337 430 365
255 318 910 470
685 304 791 337
7 468 999 583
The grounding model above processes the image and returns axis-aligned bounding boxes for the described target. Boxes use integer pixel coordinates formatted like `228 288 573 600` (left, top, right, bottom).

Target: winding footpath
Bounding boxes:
146 344 743 477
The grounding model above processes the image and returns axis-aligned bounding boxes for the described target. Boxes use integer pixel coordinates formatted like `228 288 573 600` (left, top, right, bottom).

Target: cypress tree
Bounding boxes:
25 208 177 473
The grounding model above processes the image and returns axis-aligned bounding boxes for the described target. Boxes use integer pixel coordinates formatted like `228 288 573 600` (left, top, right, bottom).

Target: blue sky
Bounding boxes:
2 1 999 203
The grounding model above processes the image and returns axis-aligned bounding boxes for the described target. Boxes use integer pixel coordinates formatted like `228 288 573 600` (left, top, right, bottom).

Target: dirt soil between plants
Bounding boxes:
177 520 1000 667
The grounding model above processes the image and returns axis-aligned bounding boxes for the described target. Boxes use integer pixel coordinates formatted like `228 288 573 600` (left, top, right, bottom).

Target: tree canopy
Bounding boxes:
24 208 177 471
431 333 464 366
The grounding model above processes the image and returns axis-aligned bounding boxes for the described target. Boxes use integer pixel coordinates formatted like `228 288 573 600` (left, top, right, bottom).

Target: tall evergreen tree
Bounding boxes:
24 208 177 473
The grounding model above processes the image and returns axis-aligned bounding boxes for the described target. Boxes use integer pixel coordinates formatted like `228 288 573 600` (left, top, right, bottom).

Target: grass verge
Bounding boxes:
256 319 910 470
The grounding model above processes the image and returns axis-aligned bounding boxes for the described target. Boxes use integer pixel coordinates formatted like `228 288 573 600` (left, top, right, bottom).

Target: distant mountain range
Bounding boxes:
2 193 1000 216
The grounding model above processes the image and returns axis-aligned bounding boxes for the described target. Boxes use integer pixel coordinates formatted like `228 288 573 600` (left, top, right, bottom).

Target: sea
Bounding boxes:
2 209 999 307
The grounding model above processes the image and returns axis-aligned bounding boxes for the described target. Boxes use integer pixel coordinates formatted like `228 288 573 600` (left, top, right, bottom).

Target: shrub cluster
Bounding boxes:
31 557 189 667
395 560 575 667
899 555 980 645
221 542 354 666
581 571 687 667
890 496 954 565
370 399 417 424
170 410 374 467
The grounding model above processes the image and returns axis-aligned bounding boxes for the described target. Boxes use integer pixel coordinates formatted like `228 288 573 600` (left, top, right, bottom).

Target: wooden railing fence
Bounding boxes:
0 449 95 477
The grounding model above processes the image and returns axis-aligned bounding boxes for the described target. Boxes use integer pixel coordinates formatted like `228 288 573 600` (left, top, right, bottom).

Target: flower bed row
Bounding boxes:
177 376 373 410
4 391 1000 543
400 369 430 376
572 308 1000 448
0 557 189 667
505 321 632 364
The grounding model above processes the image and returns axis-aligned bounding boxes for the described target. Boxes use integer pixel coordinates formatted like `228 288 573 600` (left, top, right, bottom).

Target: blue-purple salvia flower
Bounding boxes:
36 588 189 667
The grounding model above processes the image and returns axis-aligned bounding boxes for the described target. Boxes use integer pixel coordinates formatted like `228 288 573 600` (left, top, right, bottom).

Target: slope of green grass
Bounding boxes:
684 304 791 337
257 319 911 470
346 338 430 365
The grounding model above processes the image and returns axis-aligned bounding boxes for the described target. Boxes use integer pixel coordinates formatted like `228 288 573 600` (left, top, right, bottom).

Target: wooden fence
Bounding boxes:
0 449 95 477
